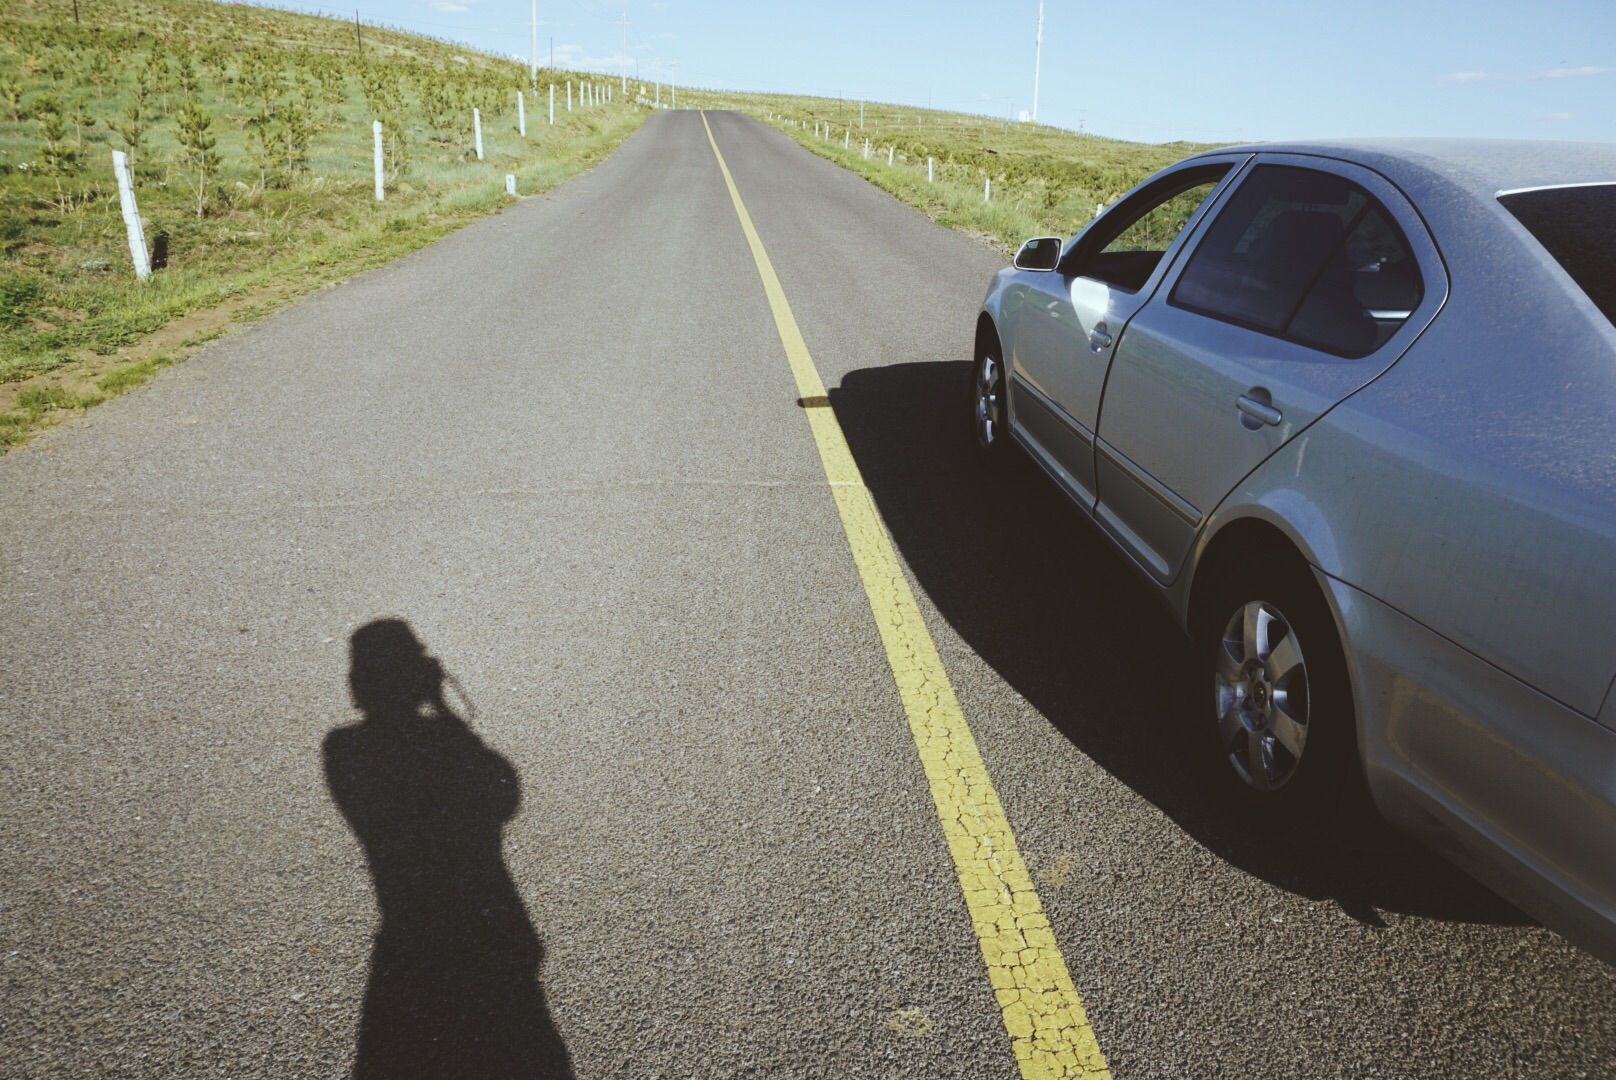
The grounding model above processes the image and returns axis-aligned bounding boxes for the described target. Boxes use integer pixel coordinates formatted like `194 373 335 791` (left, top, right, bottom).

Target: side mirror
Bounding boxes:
1013 236 1063 272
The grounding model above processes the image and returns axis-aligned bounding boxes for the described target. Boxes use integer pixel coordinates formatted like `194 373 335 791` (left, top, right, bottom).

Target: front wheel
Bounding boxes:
1197 559 1355 826
971 350 1010 463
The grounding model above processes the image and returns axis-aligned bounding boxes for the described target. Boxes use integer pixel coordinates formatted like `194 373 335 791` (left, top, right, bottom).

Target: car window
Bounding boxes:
1499 183 1616 328
1170 165 1423 358
1069 165 1230 293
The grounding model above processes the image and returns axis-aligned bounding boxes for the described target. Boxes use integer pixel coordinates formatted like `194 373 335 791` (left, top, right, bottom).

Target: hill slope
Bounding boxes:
0 0 639 447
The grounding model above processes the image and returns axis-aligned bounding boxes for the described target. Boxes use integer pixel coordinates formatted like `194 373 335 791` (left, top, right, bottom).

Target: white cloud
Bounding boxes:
1540 111 1575 122
1445 64 1609 84
1533 65 1608 79
428 0 471 10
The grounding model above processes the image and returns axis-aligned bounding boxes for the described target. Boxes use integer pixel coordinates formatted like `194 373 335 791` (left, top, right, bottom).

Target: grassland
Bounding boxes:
684 88 1213 253
0 0 642 449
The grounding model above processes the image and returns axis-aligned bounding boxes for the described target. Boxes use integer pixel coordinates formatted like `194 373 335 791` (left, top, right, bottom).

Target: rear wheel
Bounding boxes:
1197 557 1355 826
971 349 1009 462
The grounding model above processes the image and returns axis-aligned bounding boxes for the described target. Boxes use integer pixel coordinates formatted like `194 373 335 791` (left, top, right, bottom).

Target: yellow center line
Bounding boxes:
699 111 1110 1080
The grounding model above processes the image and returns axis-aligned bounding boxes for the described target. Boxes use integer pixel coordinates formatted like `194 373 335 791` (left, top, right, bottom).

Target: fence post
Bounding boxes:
111 150 151 280
549 83 555 125
517 91 526 136
372 119 385 201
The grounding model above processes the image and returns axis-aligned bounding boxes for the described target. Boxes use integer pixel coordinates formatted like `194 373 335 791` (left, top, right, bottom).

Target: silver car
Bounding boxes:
972 140 1616 960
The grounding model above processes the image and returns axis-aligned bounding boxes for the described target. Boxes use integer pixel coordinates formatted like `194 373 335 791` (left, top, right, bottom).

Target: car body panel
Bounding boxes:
1093 154 1450 584
1318 572 1616 962
999 153 1250 508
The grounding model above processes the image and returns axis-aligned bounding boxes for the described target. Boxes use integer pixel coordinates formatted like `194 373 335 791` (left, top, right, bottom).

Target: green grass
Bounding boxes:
0 0 644 392
683 89 1215 251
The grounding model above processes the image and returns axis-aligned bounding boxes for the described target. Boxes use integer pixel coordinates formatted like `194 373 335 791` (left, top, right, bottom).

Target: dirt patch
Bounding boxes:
0 276 305 444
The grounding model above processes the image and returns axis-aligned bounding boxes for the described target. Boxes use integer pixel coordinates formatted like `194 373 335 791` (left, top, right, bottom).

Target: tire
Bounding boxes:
971 348 1011 465
1194 555 1356 828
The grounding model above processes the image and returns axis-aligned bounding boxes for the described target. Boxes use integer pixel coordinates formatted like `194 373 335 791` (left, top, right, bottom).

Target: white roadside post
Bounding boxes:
843 129 849 148
517 91 526 136
506 174 516 196
863 137 869 159
887 146 894 166
111 150 151 280
473 107 484 159
549 83 555 125
567 81 573 111
372 119 385 201
671 86 676 108
928 157 934 182
1096 203 1103 218
984 176 991 202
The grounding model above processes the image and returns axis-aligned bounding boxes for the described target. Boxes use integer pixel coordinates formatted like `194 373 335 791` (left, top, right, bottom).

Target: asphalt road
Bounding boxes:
2 110 1613 1078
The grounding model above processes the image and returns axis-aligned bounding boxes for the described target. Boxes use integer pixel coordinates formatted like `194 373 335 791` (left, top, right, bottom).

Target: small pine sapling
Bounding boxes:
175 99 220 218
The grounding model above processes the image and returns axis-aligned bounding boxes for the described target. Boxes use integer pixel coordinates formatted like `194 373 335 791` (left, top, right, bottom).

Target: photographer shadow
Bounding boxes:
324 619 573 1079
828 359 1525 927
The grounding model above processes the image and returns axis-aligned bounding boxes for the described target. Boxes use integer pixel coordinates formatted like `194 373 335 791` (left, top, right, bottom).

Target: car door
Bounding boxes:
1004 155 1247 508
1093 156 1446 581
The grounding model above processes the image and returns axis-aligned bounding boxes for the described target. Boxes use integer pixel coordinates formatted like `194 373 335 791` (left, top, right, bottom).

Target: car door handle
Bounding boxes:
1237 393 1283 428
1088 323 1113 352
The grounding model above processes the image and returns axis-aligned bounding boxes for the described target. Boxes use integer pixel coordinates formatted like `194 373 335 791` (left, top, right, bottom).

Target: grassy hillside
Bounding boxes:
0 0 641 448
685 88 1212 252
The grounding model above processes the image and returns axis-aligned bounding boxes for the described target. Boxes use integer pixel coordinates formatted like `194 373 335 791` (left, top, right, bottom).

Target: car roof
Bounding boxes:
1190 138 1616 200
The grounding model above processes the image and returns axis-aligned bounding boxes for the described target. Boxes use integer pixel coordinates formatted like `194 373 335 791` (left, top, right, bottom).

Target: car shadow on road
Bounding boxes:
828 360 1526 928
324 619 573 1079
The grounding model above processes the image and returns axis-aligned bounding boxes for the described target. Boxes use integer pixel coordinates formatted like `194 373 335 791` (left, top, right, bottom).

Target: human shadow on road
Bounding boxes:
828 360 1525 927
324 619 573 1079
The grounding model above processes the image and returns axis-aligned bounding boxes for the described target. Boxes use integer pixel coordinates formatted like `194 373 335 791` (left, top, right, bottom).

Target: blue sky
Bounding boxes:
275 0 1616 144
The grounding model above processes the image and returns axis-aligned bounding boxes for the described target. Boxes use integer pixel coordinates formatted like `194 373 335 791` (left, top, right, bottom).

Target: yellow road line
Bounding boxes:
699 111 1110 1080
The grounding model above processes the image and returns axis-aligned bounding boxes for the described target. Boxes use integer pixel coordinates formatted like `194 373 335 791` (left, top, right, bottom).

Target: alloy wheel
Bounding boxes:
974 354 1003 449
1214 600 1310 792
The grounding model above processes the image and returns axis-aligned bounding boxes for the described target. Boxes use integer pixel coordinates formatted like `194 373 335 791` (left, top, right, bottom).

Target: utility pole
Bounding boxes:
618 9 630 96
530 0 538 85
549 36 554 69
354 9 363 55
1031 1 1044 123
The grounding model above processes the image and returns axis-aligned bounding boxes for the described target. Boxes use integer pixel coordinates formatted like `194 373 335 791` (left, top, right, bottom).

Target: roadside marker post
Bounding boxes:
984 176 991 202
567 81 572 111
111 149 151 280
505 173 516 196
843 128 849 148
517 90 526 136
371 119 384 201
473 107 484 159
887 146 894 166
928 157 934 182
863 138 870 159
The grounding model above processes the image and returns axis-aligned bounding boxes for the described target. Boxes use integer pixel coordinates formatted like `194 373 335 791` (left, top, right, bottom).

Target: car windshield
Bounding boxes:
1498 183 1616 328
